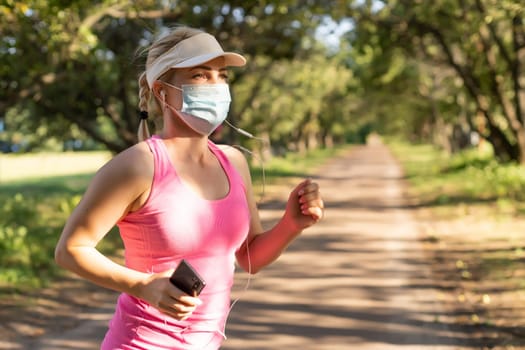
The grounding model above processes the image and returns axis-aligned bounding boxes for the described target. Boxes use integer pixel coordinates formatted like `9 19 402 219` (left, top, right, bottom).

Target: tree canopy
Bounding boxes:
1 0 350 154
1 1 524 164
345 0 525 163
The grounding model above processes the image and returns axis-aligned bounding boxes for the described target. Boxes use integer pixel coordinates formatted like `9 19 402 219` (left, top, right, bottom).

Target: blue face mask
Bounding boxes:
164 83 231 136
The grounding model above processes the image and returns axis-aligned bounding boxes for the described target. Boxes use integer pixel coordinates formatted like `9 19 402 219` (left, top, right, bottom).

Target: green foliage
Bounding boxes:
1 0 348 154
348 0 525 163
0 193 57 288
2 1 524 163
232 52 356 151
0 170 122 290
390 140 525 214
441 149 525 201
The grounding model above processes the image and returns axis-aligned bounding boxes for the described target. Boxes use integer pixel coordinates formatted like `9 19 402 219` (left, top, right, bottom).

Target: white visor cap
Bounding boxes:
146 33 246 88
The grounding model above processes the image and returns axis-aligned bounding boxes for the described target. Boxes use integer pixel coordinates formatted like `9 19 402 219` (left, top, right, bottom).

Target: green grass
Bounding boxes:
388 140 525 217
0 146 347 292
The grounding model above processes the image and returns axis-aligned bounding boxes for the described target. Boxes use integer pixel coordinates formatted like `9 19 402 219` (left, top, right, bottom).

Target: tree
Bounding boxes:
1 0 343 153
345 0 525 163
231 48 355 157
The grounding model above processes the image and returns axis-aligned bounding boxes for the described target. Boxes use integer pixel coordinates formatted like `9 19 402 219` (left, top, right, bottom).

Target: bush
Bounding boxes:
0 194 53 287
0 188 83 289
444 149 525 201
389 141 525 213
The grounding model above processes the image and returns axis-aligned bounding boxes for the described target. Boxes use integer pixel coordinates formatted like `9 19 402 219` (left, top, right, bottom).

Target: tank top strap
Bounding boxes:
207 140 246 193
145 135 174 183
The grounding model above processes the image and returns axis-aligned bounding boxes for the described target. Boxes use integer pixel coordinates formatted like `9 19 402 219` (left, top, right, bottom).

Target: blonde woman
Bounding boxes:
55 26 324 349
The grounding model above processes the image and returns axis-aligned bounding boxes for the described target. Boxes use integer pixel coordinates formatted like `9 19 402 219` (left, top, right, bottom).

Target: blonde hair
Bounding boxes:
137 26 204 142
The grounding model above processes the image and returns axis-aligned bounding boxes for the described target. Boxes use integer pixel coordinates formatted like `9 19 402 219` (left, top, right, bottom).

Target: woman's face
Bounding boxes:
163 56 228 109
173 56 228 85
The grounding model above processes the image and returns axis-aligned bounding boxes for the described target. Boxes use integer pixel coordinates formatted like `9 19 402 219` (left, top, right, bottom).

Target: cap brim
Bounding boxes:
146 32 247 87
172 52 246 68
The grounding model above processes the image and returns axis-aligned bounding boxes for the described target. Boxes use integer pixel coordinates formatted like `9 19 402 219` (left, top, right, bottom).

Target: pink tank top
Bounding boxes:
101 136 250 349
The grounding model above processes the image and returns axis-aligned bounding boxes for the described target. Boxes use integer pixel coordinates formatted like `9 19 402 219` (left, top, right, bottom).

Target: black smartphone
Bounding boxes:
169 259 206 296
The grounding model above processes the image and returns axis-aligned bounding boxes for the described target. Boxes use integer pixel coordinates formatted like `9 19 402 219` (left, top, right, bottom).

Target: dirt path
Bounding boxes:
1 142 479 349
223 142 474 350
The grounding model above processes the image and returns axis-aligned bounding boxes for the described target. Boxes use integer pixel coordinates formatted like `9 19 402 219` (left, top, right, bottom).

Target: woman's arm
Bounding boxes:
55 143 153 294
55 143 201 320
222 146 324 274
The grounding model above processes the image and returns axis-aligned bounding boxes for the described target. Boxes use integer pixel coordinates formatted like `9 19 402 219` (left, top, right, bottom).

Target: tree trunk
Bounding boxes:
486 120 519 162
516 127 525 164
411 17 521 162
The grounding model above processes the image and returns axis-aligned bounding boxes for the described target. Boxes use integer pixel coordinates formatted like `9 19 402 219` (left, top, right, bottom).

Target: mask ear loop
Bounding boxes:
152 84 167 112
153 81 183 112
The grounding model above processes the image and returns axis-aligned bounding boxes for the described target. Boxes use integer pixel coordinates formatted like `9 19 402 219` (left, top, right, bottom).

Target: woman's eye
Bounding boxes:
192 73 206 80
220 74 229 82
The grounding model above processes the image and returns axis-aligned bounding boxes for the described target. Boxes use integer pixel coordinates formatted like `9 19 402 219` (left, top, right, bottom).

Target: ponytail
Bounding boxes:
137 72 151 142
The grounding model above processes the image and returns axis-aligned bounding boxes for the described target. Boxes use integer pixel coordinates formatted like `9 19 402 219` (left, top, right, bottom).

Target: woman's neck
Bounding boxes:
160 133 211 163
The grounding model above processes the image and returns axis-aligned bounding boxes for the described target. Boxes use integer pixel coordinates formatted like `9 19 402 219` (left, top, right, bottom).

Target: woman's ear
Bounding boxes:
152 81 165 102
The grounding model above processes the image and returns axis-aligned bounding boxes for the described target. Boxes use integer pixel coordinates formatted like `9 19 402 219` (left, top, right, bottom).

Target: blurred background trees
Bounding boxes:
1 0 524 163
346 0 525 163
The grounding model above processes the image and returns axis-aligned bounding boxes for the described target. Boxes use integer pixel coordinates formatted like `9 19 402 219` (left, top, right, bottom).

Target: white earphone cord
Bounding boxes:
224 119 267 202
216 119 267 342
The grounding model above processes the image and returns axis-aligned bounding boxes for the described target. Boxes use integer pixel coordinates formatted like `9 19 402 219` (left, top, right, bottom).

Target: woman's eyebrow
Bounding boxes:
189 65 227 72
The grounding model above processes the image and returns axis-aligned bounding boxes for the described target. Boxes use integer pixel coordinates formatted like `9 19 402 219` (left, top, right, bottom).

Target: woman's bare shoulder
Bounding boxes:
95 141 154 184
217 144 247 166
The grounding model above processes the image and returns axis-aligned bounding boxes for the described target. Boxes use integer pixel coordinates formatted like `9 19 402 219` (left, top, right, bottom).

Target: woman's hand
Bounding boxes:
283 179 324 233
137 270 202 321
234 178 324 273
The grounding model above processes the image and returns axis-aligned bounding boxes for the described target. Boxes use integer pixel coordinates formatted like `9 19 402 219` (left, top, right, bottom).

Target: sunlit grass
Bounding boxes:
0 151 111 183
388 140 525 217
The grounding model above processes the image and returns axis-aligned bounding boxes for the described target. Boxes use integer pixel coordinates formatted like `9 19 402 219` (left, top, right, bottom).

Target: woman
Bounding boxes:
55 26 324 349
